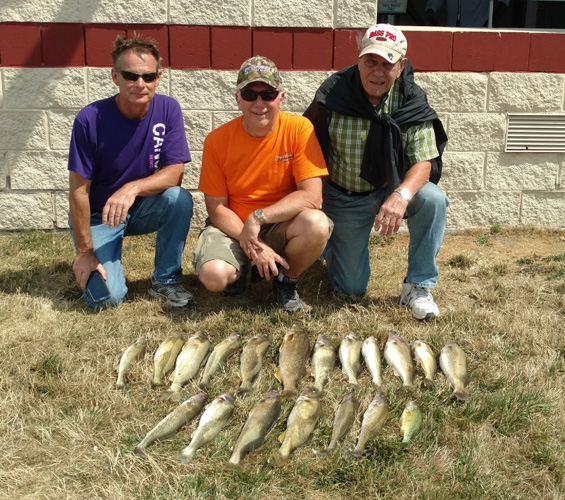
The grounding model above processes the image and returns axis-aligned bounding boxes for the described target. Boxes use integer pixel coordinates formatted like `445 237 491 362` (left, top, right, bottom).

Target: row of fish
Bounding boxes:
133 386 422 470
116 328 470 402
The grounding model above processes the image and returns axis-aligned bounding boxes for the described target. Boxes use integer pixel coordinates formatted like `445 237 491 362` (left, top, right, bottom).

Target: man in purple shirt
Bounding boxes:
68 35 194 309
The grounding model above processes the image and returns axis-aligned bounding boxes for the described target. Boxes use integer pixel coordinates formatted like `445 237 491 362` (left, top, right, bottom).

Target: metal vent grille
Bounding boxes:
506 114 565 153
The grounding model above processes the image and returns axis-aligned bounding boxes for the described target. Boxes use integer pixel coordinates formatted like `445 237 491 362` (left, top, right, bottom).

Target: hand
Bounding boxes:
249 238 289 281
374 193 408 237
72 251 107 290
239 213 262 259
102 184 138 229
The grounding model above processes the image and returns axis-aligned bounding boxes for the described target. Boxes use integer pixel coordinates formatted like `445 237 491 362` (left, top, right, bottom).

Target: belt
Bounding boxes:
326 178 374 196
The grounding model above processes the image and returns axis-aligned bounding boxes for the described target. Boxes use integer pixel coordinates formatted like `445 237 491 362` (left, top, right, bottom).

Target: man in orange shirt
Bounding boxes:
192 56 331 313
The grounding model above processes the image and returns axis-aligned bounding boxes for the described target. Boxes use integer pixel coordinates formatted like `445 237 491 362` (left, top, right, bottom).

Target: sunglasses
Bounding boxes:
240 89 280 102
118 70 160 83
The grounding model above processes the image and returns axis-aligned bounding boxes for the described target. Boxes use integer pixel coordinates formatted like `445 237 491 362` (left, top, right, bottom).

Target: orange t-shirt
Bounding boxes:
199 112 328 222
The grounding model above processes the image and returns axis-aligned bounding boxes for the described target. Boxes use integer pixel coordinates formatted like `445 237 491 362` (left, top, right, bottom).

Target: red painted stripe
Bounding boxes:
1 22 564 73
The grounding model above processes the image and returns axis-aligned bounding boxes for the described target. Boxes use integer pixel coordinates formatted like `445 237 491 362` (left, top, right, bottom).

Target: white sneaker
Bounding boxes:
400 282 439 320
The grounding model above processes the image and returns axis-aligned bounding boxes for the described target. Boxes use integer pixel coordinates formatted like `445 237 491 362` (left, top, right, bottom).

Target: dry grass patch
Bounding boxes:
1 226 564 499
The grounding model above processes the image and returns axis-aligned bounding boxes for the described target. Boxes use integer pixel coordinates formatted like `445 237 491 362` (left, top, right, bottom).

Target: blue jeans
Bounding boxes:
322 180 449 296
69 186 193 308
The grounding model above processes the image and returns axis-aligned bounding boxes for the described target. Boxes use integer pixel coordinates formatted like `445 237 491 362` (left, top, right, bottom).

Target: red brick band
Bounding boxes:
1 22 564 72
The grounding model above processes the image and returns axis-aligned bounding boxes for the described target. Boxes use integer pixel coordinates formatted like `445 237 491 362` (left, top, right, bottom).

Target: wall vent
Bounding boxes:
505 114 565 153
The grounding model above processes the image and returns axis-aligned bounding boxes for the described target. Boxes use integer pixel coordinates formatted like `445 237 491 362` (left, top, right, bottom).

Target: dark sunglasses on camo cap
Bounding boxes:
239 89 280 102
118 70 160 83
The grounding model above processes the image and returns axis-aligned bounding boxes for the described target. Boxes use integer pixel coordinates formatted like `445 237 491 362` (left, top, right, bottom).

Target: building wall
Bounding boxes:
1 1 564 232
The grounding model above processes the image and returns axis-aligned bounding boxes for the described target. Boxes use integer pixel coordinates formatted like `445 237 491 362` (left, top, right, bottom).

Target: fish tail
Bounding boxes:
224 461 243 473
133 446 148 458
269 450 289 467
312 448 329 457
173 450 194 464
452 390 469 402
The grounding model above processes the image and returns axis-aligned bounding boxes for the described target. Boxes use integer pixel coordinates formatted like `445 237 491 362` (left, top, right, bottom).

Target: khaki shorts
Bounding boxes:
191 222 292 274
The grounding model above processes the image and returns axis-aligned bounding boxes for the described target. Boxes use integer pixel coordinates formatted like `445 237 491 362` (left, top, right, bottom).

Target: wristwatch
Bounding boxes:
394 188 412 202
253 209 266 225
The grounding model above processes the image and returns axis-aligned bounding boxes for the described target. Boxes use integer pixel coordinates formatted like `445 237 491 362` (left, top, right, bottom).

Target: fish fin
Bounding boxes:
275 367 282 383
173 451 192 464
224 462 243 473
312 448 329 457
278 431 286 443
269 451 289 467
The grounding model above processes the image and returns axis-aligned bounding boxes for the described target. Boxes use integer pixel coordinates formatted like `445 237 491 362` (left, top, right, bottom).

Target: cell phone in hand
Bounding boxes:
86 271 111 303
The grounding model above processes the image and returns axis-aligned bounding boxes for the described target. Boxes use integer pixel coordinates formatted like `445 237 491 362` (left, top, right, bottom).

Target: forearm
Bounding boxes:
257 189 322 225
119 163 184 199
208 204 245 241
398 162 432 198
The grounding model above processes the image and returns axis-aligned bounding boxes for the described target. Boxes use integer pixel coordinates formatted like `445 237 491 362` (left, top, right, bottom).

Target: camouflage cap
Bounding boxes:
236 56 282 92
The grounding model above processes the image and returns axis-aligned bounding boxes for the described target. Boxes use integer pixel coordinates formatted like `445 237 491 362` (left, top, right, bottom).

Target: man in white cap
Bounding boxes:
192 56 331 313
304 24 449 320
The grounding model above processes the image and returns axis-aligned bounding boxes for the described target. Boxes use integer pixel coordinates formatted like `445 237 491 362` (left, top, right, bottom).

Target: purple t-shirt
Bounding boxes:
68 94 191 211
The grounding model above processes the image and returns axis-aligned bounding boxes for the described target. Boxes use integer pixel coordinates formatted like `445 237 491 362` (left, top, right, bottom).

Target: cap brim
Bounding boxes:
358 47 403 64
236 77 279 92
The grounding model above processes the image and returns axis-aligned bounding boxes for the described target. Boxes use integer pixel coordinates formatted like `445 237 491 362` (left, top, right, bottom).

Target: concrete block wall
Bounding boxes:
1 0 564 231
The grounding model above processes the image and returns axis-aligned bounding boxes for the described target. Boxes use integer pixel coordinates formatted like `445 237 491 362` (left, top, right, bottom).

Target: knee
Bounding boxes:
295 210 331 243
198 260 235 293
164 186 194 217
411 184 448 219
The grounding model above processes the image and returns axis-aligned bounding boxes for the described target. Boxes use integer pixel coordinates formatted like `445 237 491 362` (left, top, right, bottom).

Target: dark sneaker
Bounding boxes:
150 277 195 308
272 276 304 313
222 264 248 297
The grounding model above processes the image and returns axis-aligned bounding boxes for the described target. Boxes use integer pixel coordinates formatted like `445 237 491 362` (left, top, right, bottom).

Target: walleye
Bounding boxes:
349 392 388 457
174 392 235 464
399 400 422 444
275 325 311 399
314 390 358 456
226 389 282 471
164 332 210 401
311 334 336 393
384 332 414 388
199 333 242 389
339 333 362 386
152 331 185 387
270 386 321 467
439 341 470 401
237 333 270 395
362 336 382 387
411 340 437 387
116 336 147 390
133 392 208 457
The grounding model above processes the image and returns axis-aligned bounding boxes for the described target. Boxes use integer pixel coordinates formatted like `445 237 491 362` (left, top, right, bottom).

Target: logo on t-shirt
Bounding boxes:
151 123 166 170
276 151 294 162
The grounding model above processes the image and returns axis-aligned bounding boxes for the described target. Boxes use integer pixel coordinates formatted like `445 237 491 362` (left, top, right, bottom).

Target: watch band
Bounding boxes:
394 188 412 202
253 209 265 224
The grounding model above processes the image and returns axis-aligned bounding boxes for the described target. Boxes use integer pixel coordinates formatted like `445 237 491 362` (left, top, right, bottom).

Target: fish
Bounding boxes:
339 333 362 386
311 334 336 393
275 325 311 399
237 333 270 395
116 336 147 390
199 333 242 389
151 331 185 387
163 332 210 401
439 341 470 401
384 332 414 388
270 386 321 467
362 336 382 387
399 400 422 444
133 392 208 457
349 391 388 457
314 390 359 456
173 392 235 464
225 389 282 471
411 340 437 387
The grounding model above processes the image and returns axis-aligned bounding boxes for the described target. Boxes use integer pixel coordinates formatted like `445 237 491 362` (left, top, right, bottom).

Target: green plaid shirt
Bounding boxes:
327 77 439 192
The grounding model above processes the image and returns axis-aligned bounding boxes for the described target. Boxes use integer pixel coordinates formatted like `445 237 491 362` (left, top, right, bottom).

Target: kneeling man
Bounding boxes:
192 56 331 313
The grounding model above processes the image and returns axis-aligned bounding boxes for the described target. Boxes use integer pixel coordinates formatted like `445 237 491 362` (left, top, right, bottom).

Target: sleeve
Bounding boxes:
292 117 329 183
425 0 443 14
67 112 96 181
402 121 439 166
158 99 191 168
198 132 229 198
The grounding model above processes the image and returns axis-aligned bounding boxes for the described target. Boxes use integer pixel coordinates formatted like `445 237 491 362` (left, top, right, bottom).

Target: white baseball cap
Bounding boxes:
359 24 408 63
